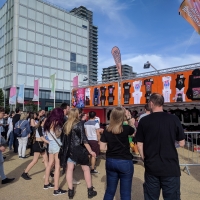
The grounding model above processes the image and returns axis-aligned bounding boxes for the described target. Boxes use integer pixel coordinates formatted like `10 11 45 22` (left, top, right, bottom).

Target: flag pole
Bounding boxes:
23 83 25 111
38 79 39 111
54 73 56 108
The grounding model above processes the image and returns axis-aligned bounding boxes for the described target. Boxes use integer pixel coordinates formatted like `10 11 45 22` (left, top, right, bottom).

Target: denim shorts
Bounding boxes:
48 138 62 154
67 157 76 165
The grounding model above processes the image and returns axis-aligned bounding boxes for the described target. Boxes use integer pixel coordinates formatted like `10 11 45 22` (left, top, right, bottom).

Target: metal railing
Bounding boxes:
177 132 200 175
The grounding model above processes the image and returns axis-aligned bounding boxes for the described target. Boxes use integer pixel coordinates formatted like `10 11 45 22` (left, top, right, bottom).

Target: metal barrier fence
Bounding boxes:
177 132 200 175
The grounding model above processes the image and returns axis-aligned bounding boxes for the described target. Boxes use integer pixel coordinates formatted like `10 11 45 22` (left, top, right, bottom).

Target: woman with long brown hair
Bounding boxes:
60 108 97 199
21 117 49 180
100 107 135 200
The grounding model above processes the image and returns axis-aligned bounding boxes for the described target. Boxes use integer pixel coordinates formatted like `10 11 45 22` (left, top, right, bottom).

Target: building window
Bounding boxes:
82 25 87 29
70 53 76 62
83 65 87 74
70 62 76 71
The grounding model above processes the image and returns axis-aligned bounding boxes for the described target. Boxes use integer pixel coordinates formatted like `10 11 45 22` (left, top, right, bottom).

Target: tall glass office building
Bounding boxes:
0 0 89 110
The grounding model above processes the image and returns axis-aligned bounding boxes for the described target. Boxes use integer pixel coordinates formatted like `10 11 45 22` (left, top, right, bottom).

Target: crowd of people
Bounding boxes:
0 93 186 200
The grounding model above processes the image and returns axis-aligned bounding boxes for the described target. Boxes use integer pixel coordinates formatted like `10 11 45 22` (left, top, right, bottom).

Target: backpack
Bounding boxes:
13 121 26 137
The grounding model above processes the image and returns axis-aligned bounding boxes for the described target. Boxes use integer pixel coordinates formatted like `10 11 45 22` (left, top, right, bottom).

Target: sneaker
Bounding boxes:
90 169 99 174
19 156 22 159
53 188 67 196
2 178 15 184
73 178 80 185
21 156 27 159
88 186 97 198
43 183 54 189
21 172 32 180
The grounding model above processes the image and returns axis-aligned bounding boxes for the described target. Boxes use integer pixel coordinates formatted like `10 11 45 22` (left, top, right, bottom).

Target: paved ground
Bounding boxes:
0 150 200 200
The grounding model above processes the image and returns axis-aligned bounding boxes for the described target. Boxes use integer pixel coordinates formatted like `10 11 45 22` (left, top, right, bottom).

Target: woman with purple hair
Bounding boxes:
43 108 67 196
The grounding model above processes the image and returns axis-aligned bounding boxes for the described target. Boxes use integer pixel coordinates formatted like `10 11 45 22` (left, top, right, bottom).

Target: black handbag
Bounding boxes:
38 142 46 153
72 144 89 165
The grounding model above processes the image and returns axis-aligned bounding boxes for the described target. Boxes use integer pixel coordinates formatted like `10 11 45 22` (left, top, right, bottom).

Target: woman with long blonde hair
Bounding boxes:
100 107 135 200
60 108 97 199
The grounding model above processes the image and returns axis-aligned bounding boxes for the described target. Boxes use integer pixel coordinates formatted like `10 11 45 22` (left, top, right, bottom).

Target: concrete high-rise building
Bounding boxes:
70 6 98 83
0 0 90 110
102 64 136 82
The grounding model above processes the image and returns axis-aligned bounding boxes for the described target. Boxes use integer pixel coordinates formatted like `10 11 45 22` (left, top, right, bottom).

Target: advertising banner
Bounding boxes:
179 0 200 34
17 84 24 104
9 87 16 105
121 68 200 105
73 76 78 88
32 79 39 101
111 46 122 77
76 88 85 108
50 74 56 99
72 82 119 108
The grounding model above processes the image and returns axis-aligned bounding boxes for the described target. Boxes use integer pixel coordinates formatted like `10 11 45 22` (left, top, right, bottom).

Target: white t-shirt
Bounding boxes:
85 88 91 98
132 92 142 104
162 76 171 90
95 116 100 124
133 80 142 92
7 117 13 130
84 120 100 141
46 131 56 141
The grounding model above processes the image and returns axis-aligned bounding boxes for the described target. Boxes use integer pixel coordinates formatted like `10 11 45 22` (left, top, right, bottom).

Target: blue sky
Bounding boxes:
1 0 200 80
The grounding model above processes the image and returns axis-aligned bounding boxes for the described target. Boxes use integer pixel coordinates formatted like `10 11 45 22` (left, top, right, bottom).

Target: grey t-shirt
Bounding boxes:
138 113 149 122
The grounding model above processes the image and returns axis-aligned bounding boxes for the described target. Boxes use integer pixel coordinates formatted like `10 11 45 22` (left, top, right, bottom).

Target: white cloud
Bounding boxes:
98 53 200 80
50 0 127 18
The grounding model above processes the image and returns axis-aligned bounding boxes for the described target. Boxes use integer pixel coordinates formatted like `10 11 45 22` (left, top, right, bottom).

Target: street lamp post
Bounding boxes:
144 61 159 74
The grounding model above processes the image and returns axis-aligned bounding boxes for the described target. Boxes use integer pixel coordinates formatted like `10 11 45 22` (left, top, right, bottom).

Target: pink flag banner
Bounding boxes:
9 87 17 105
73 76 78 88
111 46 122 77
32 79 39 101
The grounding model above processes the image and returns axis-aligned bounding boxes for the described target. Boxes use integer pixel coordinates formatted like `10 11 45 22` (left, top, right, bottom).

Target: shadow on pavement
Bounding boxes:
0 159 30 189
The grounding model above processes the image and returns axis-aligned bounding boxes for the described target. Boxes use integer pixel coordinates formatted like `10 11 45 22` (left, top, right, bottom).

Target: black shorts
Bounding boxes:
88 140 100 157
33 141 45 153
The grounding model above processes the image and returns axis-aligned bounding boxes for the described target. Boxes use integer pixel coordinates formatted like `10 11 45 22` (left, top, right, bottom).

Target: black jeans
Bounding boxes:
13 135 18 153
143 172 180 200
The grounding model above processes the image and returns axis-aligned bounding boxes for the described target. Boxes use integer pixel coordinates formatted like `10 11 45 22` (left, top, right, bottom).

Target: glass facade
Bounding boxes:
0 0 14 88
17 0 89 92
0 0 90 107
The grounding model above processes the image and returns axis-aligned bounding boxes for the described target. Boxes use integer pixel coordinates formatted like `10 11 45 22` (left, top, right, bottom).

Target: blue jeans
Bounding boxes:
104 158 134 200
0 151 6 180
9 131 14 150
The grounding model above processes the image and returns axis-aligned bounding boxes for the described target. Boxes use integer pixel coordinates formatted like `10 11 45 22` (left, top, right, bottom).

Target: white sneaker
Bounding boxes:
73 178 80 185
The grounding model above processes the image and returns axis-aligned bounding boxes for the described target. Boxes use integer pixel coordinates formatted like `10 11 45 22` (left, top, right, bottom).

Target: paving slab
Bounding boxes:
0 150 200 200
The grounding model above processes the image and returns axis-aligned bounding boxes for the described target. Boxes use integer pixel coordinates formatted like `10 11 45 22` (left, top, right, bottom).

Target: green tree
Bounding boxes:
0 88 4 107
26 101 38 112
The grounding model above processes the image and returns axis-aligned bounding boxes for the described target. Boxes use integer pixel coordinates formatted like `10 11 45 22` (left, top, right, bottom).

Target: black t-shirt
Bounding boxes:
136 112 185 177
100 125 135 160
176 75 185 90
182 109 191 123
191 108 199 123
173 109 182 121
123 82 131 104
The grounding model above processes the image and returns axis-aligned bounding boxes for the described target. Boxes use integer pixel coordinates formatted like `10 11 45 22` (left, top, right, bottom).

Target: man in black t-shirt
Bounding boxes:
136 93 185 200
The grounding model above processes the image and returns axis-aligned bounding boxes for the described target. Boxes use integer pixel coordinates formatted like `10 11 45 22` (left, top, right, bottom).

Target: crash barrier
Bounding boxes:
177 132 200 175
